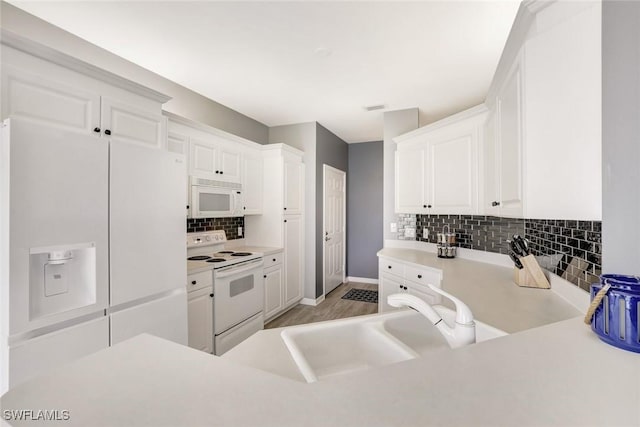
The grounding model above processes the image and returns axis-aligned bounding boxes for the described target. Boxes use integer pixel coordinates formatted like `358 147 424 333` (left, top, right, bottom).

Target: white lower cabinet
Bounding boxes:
187 285 213 354
263 260 284 322
378 257 442 313
283 215 304 307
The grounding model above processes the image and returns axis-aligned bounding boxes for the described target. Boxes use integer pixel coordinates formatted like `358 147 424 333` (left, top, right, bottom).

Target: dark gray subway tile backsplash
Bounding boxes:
412 214 601 291
186 217 244 239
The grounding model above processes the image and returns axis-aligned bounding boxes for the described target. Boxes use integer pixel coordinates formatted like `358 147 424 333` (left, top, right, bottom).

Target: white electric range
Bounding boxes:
187 231 264 355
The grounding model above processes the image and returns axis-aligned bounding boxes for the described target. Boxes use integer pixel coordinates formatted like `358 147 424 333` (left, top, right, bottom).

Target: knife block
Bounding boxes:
514 255 551 289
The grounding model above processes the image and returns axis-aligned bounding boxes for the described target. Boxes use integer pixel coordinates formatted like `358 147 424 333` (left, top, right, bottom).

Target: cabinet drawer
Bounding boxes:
263 252 283 269
406 282 442 306
187 270 213 292
380 258 404 276
404 265 441 287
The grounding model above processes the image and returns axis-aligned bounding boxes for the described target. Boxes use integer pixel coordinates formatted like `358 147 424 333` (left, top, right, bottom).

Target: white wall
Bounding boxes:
383 109 419 241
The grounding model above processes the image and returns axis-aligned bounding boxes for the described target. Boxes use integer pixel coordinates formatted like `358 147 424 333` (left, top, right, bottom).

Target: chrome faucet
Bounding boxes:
387 284 476 348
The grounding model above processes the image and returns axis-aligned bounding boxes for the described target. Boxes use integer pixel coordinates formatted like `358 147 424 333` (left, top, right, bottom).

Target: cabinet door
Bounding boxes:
218 146 242 184
497 62 524 217
395 149 426 213
283 160 304 214
2 65 100 135
101 98 166 149
189 137 218 179
187 287 214 353
483 110 500 215
263 265 284 320
283 215 303 307
426 132 478 214
242 154 263 215
379 272 404 313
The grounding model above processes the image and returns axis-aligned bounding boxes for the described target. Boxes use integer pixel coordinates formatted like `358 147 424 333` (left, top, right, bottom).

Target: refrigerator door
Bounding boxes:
109 141 186 306
3 119 109 336
4 316 109 393
110 290 188 346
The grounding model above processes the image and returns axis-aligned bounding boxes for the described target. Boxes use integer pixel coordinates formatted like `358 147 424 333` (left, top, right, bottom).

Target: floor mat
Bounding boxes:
341 288 378 304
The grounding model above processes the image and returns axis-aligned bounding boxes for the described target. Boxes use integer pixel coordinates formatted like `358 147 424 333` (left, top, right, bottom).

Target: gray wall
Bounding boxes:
315 123 348 298
383 109 420 241
268 123 318 300
0 2 269 144
602 0 640 274
347 141 383 279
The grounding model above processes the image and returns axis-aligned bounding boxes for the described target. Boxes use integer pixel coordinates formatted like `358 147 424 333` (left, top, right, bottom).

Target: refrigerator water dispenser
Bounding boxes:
29 243 97 320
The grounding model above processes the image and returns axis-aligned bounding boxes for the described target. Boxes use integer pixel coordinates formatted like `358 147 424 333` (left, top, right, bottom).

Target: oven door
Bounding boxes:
213 259 264 334
191 185 235 218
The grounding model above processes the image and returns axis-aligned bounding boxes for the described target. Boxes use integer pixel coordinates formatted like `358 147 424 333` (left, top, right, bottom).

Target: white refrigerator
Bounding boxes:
0 118 187 393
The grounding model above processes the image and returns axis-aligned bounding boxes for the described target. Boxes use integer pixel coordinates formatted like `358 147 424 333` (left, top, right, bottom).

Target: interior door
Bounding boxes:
323 165 346 295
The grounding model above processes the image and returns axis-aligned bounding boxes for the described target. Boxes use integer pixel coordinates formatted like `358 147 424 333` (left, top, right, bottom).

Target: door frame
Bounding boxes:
322 164 347 297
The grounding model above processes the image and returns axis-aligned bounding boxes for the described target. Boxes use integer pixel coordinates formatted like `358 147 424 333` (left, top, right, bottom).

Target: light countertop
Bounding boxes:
187 245 283 275
2 247 638 426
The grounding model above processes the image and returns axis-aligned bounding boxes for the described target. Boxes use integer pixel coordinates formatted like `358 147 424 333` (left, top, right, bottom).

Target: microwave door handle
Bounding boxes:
216 260 263 278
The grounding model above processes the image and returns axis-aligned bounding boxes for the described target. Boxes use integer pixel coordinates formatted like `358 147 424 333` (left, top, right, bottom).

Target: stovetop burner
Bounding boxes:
188 255 211 261
232 252 252 257
206 258 227 263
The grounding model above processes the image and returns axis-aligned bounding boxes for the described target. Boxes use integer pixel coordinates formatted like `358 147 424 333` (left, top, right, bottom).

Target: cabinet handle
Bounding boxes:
399 285 403 289
243 207 246 210
403 286 408 290
418 274 422 279
388 265 392 269
423 205 427 208
284 207 287 210
220 171 224 175
191 281 196 285
284 219 287 223
427 204 432 208
492 201 501 207
186 205 190 210
263 275 267 278
93 127 101 133
209 293 214 298
272 258 276 262
104 129 111 135
215 170 220 174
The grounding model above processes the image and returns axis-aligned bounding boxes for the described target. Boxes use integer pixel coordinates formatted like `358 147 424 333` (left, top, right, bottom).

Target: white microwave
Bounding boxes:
189 176 243 218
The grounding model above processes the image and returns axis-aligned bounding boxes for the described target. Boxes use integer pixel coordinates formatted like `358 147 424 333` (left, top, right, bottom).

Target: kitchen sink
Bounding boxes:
281 316 419 383
281 306 508 383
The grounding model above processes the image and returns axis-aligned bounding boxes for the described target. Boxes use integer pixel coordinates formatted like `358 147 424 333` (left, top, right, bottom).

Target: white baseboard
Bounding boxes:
346 276 379 285
300 294 325 306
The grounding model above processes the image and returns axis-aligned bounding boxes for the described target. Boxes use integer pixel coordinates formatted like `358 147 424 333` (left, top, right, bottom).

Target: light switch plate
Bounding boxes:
390 223 398 233
423 228 429 238
238 226 243 237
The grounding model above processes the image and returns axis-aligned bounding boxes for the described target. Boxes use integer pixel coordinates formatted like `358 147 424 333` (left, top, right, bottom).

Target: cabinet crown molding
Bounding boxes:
260 143 304 158
393 104 487 144
1 29 171 104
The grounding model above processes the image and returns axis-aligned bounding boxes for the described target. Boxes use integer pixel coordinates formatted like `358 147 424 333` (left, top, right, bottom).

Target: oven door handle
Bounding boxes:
215 259 263 278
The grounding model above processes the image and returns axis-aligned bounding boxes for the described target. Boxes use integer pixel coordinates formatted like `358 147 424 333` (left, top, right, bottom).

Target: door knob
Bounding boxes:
325 236 331 241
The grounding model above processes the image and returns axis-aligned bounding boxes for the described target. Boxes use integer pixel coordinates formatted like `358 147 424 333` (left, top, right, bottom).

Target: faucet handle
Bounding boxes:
426 284 474 325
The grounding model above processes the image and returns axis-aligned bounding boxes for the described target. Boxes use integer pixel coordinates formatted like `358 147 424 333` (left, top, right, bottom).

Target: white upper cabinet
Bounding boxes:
483 1 601 220
283 158 304 214
1 65 100 134
1 41 170 149
484 57 524 217
394 105 485 215
101 98 166 149
188 136 241 183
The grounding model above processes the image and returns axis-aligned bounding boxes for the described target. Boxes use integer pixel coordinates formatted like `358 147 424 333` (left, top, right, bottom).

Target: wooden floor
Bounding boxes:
265 281 378 329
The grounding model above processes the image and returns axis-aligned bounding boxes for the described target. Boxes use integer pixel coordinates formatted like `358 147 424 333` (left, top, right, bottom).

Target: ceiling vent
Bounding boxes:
363 104 386 112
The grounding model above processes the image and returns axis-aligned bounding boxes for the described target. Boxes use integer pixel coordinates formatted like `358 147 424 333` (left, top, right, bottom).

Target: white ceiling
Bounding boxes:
9 1 520 143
